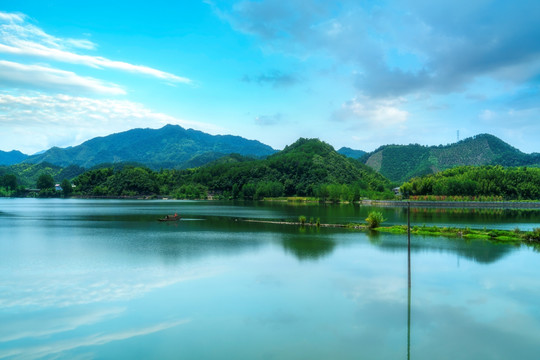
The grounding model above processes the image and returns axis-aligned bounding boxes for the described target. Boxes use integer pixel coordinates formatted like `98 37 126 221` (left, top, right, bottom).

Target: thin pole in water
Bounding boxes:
407 201 411 360
407 201 411 288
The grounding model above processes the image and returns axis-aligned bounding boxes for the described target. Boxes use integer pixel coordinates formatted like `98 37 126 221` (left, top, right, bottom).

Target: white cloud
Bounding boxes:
335 95 409 129
0 60 125 95
0 11 25 23
0 11 190 84
219 0 540 98
0 92 223 153
479 109 496 121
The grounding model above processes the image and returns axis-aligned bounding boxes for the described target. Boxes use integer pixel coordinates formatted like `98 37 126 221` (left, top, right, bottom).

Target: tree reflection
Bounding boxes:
281 236 336 261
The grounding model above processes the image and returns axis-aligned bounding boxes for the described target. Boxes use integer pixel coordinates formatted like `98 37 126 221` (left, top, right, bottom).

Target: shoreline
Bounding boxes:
6 196 540 209
242 219 540 244
361 200 540 209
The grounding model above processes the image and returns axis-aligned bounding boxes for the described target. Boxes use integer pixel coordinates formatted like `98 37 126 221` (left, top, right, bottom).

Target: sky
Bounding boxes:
1 0 540 155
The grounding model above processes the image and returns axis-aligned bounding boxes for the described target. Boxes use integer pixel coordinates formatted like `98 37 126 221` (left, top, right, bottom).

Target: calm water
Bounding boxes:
1 199 539 359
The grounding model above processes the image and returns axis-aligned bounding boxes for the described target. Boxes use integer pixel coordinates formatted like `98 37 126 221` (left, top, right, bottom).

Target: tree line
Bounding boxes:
68 139 394 200
400 165 540 200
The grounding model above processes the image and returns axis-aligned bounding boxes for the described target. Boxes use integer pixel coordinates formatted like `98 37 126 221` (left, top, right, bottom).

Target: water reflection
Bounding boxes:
281 234 336 261
2 199 540 359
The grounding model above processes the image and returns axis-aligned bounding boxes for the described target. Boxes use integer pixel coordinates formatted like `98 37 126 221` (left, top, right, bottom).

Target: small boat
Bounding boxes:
158 213 181 222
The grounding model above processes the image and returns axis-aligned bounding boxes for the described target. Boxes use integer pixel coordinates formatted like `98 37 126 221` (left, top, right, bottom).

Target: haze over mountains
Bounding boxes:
1 125 539 183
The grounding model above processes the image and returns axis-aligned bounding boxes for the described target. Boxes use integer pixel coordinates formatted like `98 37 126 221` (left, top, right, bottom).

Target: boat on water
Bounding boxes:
158 213 181 222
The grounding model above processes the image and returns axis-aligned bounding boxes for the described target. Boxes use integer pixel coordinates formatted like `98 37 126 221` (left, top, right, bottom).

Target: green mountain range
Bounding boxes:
23 124 276 169
357 134 540 182
72 138 393 200
5 125 540 186
0 150 28 166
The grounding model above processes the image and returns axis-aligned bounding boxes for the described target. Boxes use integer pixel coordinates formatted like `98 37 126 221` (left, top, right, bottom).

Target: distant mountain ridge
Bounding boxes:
0 150 28 165
24 125 276 169
358 134 540 182
337 147 366 159
9 127 539 183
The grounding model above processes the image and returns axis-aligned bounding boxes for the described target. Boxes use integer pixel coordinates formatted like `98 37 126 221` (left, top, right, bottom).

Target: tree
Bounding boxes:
0 174 17 190
36 173 55 190
61 178 73 197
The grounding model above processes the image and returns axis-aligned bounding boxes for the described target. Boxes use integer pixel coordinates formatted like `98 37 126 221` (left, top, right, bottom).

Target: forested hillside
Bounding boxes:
23 124 276 169
72 138 394 200
0 163 85 188
360 134 540 182
0 150 28 165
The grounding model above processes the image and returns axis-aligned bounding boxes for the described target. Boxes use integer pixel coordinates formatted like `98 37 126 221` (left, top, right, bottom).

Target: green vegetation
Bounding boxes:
36 173 56 197
365 211 386 229
61 179 73 197
373 224 540 243
0 150 28 166
401 165 540 200
0 162 85 188
299 215 307 225
247 218 540 245
24 124 275 169
362 134 540 182
0 173 25 197
69 139 393 200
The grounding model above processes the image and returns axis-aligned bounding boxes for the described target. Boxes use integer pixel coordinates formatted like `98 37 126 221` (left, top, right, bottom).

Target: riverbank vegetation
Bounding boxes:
372 225 540 243
401 165 540 200
248 215 540 245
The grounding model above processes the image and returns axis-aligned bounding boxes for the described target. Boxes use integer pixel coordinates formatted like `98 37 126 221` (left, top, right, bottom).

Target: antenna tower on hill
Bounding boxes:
457 130 460 142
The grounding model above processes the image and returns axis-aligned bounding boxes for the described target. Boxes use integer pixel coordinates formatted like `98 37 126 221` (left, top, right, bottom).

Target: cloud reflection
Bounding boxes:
0 319 190 360
0 267 221 309
0 307 125 342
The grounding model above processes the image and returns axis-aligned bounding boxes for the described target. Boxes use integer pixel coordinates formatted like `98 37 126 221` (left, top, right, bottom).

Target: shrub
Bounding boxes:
527 228 540 241
299 215 307 226
365 211 385 229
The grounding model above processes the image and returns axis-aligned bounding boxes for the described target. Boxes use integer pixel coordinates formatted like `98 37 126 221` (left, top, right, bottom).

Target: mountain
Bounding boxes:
0 150 28 165
72 138 393 199
24 124 276 169
362 134 540 182
190 138 392 197
337 147 366 159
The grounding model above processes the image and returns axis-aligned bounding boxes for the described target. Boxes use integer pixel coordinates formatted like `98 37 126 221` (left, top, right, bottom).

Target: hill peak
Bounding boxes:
361 133 539 182
278 138 335 157
23 124 276 169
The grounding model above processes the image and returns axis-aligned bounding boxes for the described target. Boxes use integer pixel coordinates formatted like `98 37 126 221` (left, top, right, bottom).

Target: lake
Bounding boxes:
1 199 539 359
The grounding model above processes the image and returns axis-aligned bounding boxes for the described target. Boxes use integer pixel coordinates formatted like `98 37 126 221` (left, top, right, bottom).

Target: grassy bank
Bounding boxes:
244 218 540 244
370 225 540 243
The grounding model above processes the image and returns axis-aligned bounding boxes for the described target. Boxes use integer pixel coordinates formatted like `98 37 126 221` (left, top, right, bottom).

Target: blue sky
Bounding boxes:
1 0 539 154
